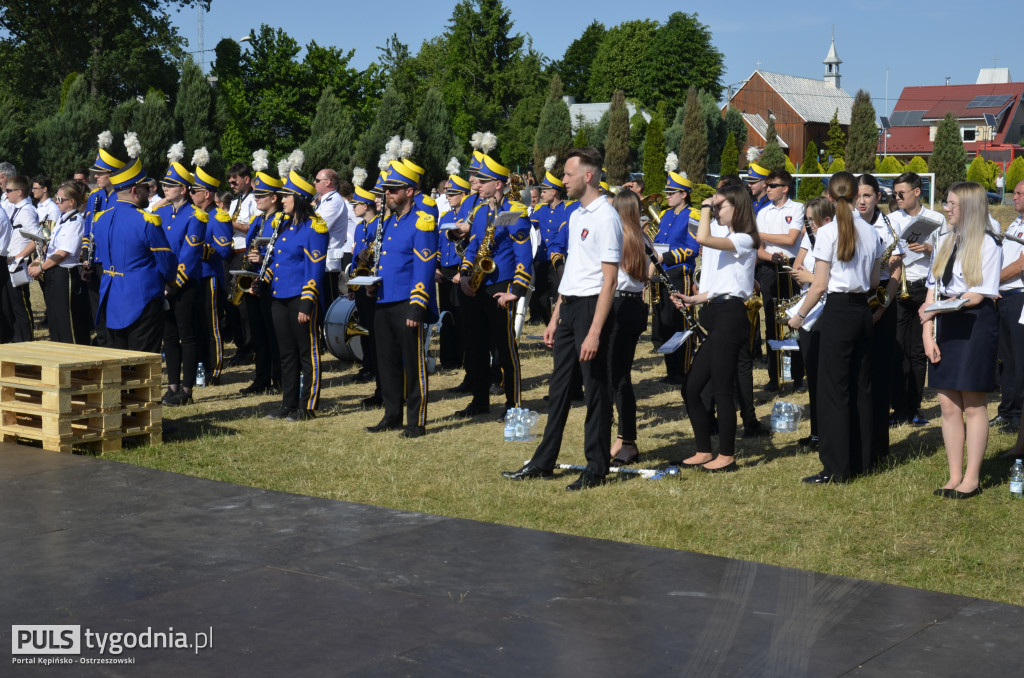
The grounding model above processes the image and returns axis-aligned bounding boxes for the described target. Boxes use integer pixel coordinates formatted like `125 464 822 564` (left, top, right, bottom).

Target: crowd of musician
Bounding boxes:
2 130 1022 496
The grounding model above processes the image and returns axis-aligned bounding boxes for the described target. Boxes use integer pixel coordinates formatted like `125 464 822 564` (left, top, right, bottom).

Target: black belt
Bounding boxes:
614 290 642 299
708 294 746 304
908 279 927 288
562 294 597 305
1001 288 1024 297
830 292 869 301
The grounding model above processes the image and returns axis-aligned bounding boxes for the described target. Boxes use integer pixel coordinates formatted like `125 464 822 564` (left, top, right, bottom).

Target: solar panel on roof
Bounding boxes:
966 94 1012 109
890 111 926 126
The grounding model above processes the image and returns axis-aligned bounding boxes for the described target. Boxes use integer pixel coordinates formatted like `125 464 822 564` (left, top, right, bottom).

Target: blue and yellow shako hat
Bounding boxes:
664 172 694 193
445 175 471 194
468 151 485 174
540 172 564 190
744 162 769 183
92 149 125 174
282 170 315 200
252 172 283 195
380 160 420 190
474 154 510 182
193 167 221 191
161 162 194 188
402 159 425 185
109 157 148 191
352 185 376 206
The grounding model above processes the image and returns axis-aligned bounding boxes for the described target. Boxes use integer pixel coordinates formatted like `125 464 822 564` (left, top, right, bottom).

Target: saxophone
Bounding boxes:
469 198 498 291
349 215 384 291
871 214 902 309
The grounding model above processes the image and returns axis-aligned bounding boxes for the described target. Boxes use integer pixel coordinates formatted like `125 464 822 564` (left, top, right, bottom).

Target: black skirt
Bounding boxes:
928 298 997 392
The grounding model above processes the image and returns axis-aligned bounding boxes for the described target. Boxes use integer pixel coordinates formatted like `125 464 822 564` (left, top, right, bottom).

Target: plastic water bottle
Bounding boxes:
514 410 527 441
299 373 304 393
504 409 516 442
196 362 206 387
1010 459 1023 498
524 410 540 442
782 355 792 382
771 402 783 432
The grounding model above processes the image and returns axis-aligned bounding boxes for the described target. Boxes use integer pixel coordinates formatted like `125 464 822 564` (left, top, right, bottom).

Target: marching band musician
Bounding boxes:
4 174 41 341
82 135 125 345
312 168 348 309
529 163 569 325
920 182 1002 500
452 151 533 421
364 161 439 438
349 183 383 404
651 170 699 386
27 181 89 344
262 169 329 422
402 158 439 221
225 162 259 366
788 171 882 484
92 156 178 353
155 150 205 406
191 152 234 385
672 184 760 473
436 171 470 372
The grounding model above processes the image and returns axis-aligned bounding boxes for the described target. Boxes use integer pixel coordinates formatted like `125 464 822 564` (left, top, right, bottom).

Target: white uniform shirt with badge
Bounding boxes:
229 192 258 250
1001 215 1024 292
36 197 60 226
756 198 804 259
46 210 84 267
699 219 756 300
889 206 945 282
314 190 349 272
925 230 1002 298
6 198 40 258
812 211 884 294
558 197 622 297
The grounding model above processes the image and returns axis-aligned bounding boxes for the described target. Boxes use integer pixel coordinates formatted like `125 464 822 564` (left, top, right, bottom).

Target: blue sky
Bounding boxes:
175 1 1020 118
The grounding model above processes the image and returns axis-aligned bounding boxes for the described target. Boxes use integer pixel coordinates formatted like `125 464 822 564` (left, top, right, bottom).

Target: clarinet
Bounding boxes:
251 214 283 296
646 242 706 342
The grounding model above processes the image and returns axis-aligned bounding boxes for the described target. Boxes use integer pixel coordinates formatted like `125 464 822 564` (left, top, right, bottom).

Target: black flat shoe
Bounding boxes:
361 394 383 409
566 469 605 491
501 463 553 481
454 404 490 418
702 461 738 474
240 382 272 396
399 425 425 438
802 471 846 484
797 434 819 448
264 407 294 420
286 409 316 422
366 418 401 433
950 487 982 499
933 488 955 497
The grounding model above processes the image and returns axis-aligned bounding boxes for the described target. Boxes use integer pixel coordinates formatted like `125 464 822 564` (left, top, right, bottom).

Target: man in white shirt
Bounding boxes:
503 147 621 491
755 169 805 391
992 180 1024 434
0 162 16 214
31 176 60 225
339 179 360 278
313 168 348 309
888 171 945 426
225 163 258 364
4 174 41 341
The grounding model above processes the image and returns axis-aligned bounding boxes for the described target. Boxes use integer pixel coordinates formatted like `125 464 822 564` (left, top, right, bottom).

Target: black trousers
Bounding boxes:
324 270 341 310
4 278 33 342
461 280 521 410
198 277 225 380
870 299 898 458
354 288 379 391
755 260 804 386
651 266 693 380
816 293 873 480
103 297 164 353
996 292 1024 421
84 269 105 346
699 309 758 428
530 295 613 475
42 266 90 344
224 252 251 351
271 296 321 411
163 279 200 388
0 265 10 342
893 280 928 418
528 254 553 326
608 295 647 441
685 298 748 456
245 290 281 388
797 327 822 437
437 266 463 370
374 301 428 427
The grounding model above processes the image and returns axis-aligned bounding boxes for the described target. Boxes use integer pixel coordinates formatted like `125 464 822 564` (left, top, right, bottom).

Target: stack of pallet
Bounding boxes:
0 342 162 454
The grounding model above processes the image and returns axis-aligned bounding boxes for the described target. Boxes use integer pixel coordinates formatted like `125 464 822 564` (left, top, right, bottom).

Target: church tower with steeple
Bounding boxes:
823 33 842 89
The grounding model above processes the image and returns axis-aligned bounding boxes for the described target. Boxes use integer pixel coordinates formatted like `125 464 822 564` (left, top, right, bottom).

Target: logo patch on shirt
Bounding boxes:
785 216 793 224
581 228 589 241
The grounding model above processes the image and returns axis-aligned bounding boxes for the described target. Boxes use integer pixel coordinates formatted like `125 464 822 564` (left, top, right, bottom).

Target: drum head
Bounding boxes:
324 297 365 361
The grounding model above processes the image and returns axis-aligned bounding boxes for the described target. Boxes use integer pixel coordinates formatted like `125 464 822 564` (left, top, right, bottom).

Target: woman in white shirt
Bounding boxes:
27 181 89 344
672 184 759 472
790 196 834 450
788 171 882 484
919 181 1002 499
607 191 650 466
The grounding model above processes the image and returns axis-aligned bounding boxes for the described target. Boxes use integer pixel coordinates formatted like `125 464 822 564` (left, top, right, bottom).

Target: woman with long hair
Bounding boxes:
790 196 835 450
919 182 1002 499
608 190 650 465
788 171 881 484
672 184 759 472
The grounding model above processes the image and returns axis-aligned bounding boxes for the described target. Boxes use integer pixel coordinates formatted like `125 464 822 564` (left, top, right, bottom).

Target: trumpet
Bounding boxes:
641 193 663 240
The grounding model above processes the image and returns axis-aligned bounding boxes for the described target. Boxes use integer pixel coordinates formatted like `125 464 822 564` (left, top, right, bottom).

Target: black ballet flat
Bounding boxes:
933 488 955 498
702 461 738 474
950 487 982 500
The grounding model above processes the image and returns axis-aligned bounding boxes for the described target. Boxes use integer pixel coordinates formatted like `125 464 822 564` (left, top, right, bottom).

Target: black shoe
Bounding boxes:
265 406 294 420
240 382 271 396
361 394 383 409
353 370 375 384
702 461 738 474
950 486 982 499
933 488 955 497
793 380 807 393
798 434 819 448
366 418 401 433
659 375 684 386
744 422 772 438
399 425 425 438
454 404 489 418
286 409 316 422
207 376 221 387
989 415 1010 428
501 463 553 480
566 469 606 491
802 471 846 485
1001 423 1020 435
160 387 178 406
489 384 504 396
763 382 779 393
226 351 254 367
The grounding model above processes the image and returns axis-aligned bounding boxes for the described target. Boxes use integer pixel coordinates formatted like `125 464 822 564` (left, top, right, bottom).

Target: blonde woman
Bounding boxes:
919 182 1002 499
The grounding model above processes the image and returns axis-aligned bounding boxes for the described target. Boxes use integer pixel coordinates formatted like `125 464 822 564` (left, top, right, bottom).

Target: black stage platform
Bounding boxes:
2 443 1020 677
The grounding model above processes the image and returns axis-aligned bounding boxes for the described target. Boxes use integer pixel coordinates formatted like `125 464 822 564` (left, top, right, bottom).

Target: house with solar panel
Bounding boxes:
877 68 1024 164
724 37 854 166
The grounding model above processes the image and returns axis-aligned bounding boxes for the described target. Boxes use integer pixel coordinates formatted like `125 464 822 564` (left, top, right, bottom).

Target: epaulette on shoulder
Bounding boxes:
194 207 209 223
415 210 436 232
215 208 232 223
421 195 436 208
248 213 260 225
659 208 669 218
271 213 282 228
93 207 112 222
507 201 527 215
142 210 161 227
89 188 100 197
311 214 328 234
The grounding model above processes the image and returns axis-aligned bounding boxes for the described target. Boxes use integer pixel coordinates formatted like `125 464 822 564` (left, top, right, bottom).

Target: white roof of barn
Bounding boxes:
566 100 651 131
750 70 854 125
743 113 789 149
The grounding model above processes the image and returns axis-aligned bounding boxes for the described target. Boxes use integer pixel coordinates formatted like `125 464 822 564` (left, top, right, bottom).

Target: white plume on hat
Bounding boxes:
287 149 305 172
400 138 414 159
166 141 185 164
97 130 113 150
191 147 210 168
746 146 762 164
385 135 403 160
664 152 678 173
352 167 367 187
480 132 497 154
277 157 292 178
378 153 391 171
680 171 689 180
544 156 556 172
445 157 460 175
124 132 141 159
252 149 269 173
470 132 483 151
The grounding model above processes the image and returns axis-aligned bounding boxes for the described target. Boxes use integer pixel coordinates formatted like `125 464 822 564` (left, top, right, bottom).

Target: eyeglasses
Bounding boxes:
314 178 328 183
766 183 786 189
31 186 43 191
942 201 959 210
4 188 18 193
55 197 68 204
894 191 915 200
189 187 207 194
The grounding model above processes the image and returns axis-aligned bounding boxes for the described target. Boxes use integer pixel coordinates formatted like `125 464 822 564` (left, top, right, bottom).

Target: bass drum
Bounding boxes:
324 297 366 361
